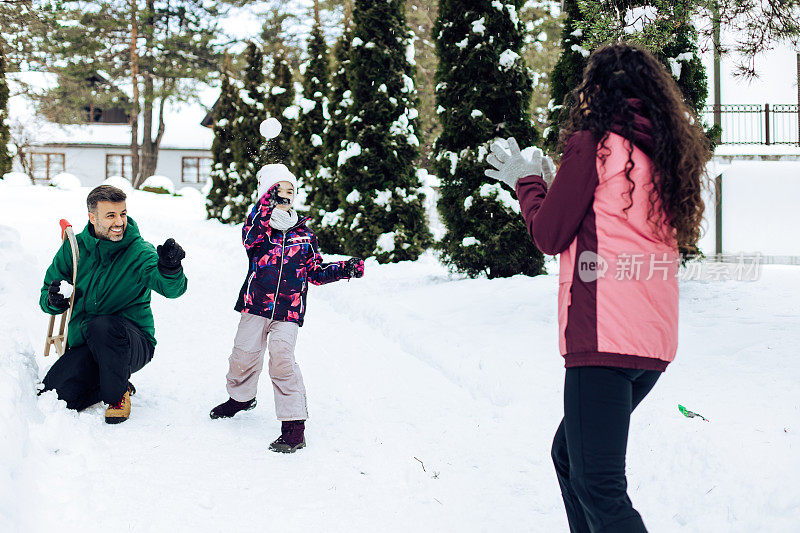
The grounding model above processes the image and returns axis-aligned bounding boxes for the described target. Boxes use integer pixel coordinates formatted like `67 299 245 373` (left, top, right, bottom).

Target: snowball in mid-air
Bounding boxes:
260 117 282 139
59 280 74 299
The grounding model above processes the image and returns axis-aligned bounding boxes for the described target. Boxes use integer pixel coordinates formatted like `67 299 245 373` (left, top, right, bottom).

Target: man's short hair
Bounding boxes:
87 185 126 212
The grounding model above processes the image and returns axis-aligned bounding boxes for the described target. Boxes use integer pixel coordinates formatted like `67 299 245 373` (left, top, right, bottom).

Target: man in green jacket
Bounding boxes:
40 185 187 424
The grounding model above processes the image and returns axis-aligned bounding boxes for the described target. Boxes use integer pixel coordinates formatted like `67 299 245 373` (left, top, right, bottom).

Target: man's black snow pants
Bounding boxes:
42 315 154 410
551 366 661 533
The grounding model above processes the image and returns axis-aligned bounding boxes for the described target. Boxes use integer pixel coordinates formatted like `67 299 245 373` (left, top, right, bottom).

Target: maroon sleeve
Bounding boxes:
515 130 599 255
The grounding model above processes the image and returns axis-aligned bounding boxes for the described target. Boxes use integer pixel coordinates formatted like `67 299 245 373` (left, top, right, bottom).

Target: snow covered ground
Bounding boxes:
1 182 798 532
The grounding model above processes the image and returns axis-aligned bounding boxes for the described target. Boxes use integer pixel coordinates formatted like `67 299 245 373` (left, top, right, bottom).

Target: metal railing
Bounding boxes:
701 104 799 145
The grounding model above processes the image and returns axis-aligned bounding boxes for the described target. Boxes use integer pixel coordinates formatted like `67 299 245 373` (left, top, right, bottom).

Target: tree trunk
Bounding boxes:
139 73 156 183
134 0 156 188
343 0 352 28
129 0 140 187
140 84 167 182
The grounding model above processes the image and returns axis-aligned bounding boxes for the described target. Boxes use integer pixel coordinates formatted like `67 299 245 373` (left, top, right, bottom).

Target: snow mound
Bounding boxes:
178 186 202 197
1 172 32 186
102 176 134 192
51 173 81 190
142 175 176 194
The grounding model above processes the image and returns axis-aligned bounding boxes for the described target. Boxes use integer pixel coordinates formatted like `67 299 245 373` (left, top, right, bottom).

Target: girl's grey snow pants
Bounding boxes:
225 312 308 421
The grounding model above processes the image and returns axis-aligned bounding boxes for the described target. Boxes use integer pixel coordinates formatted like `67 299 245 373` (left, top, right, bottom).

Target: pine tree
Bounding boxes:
293 4 329 195
0 43 12 177
331 0 432 263
264 47 295 169
205 74 241 222
36 0 222 188
227 42 268 224
433 0 544 278
313 15 354 254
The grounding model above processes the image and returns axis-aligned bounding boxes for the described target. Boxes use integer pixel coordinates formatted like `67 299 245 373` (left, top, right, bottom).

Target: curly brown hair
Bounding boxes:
558 42 711 253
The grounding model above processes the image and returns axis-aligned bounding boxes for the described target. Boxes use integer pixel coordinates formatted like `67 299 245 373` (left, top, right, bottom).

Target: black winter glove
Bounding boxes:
157 238 186 275
47 279 72 311
342 257 365 279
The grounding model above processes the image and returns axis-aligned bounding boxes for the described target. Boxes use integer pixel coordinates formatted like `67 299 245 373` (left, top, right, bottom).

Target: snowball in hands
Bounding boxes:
59 281 74 299
260 117 282 139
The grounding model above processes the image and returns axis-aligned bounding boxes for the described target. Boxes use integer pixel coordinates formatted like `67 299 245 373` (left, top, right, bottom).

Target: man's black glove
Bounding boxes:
342 257 364 279
157 238 186 275
47 280 72 311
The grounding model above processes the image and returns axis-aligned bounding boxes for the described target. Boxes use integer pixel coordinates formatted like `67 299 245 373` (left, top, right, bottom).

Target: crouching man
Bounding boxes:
40 184 187 424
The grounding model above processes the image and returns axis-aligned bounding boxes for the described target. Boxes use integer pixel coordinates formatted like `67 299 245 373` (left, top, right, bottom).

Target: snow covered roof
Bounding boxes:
8 72 217 150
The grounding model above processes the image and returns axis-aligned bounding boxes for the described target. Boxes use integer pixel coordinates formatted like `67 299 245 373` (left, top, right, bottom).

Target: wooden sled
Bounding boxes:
44 219 79 357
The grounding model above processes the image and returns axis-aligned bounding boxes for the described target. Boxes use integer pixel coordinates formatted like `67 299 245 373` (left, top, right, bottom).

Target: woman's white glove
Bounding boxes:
485 137 540 189
542 155 556 187
485 137 556 188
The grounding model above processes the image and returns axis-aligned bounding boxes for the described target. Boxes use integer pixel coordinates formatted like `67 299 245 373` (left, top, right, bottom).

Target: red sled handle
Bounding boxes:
59 219 72 239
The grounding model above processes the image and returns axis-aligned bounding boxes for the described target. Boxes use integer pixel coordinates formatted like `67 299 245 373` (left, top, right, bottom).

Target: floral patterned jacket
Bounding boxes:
234 196 349 325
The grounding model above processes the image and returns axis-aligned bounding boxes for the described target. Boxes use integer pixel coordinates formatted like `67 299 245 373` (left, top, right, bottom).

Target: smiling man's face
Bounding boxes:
88 200 128 241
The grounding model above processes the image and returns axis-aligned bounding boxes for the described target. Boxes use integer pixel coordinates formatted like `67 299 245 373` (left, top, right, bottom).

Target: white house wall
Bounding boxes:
12 145 212 189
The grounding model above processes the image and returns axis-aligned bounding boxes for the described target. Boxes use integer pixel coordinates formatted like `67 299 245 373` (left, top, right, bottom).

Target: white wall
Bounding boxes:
698 161 800 256
700 37 798 105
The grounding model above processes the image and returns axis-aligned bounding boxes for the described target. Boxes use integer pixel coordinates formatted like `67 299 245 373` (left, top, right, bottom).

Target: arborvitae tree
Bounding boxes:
433 0 544 278
543 0 586 152
293 4 329 193
331 0 432 263
0 43 12 177
227 42 268 224
264 47 295 169
205 74 241 222
313 16 354 254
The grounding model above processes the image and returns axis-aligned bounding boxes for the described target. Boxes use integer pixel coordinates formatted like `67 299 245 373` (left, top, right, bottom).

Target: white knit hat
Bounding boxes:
256 163 298 200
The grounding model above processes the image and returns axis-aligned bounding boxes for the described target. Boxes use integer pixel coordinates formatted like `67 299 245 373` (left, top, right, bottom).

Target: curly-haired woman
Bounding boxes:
485 43 710 532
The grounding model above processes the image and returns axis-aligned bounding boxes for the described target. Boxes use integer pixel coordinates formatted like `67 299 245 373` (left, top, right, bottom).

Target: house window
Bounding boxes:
106 154 133 179
84 106 130 124
31 153 65 181
182 157 212 183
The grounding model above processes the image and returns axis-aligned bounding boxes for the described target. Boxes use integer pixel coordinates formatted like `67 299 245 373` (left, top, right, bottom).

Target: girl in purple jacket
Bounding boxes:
486 43 709 531
210 164 364 453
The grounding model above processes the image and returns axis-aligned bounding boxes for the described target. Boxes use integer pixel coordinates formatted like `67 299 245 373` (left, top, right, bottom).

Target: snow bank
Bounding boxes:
0 225 43 530
51 173 82 191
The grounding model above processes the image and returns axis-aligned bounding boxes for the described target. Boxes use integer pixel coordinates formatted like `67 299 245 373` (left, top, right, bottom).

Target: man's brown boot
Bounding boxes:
105 389 131 424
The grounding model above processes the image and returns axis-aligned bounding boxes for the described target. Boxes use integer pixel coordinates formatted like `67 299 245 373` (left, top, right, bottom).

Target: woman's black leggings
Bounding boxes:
551 366 661 533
